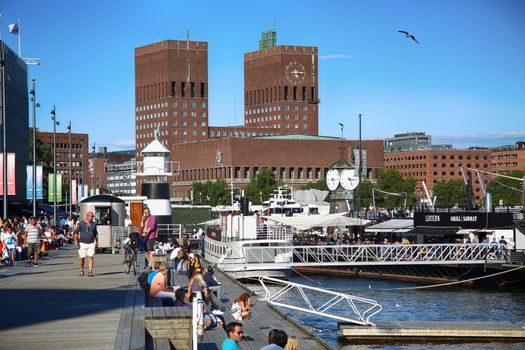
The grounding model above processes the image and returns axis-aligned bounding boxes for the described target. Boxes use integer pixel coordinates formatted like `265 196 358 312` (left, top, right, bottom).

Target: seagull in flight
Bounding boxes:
399 30 419 44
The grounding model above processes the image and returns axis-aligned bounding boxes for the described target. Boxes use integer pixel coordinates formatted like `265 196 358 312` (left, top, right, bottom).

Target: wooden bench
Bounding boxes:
114 278 146 350
144 302 193 350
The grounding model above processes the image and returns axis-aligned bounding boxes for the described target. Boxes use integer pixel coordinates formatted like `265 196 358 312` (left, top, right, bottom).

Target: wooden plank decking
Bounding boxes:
0 247 333 350
0 246 135 350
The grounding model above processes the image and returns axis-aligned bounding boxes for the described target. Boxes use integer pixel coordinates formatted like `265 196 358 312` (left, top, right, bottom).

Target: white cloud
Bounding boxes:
319 54 357 60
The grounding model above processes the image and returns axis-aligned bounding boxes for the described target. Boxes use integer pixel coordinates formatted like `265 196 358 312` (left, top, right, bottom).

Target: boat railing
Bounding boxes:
259 276 382 326
220 226 293 242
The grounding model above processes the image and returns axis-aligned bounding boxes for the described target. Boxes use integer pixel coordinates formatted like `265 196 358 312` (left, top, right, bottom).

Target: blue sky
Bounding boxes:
2 0 524 150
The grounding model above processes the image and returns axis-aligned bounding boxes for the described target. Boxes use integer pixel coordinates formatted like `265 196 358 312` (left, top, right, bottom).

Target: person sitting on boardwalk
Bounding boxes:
203 312 224 331
260 329 288 350
204 266 222 300
284 335 300 350
222 322 243 350
150 265 176 302
231 292 252 321
186 268 209 302
147 262 161 285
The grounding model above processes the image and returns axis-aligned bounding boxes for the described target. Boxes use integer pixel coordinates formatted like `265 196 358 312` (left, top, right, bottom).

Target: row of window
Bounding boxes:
246 114 308 124
136 101 207 112
492 154 519 160
136 81 207 102
137 110 207 120
179 166 328 182
245 104 308 115
492 162 519 167
245 86 316 105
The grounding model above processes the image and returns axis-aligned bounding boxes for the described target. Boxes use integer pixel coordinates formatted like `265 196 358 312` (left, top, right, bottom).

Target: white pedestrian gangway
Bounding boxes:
208 240 510 271
258 276 382 326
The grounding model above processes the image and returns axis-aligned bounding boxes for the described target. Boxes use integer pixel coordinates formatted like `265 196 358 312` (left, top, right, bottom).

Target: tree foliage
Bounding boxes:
433 179 467 208
244 168 278 205
190 180 230 206
374 168 416 208
301 179 328 191
355 180 374 208
486 170 525 206
28 128 53 173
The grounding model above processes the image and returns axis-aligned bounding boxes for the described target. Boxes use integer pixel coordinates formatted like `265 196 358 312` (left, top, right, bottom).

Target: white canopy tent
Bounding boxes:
264 212 371 231
364 219 414 234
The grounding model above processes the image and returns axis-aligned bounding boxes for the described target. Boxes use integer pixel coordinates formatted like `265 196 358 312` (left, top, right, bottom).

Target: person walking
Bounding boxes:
24 217 43 266
74 212 98 277
140 208 158 269
222 322 243 350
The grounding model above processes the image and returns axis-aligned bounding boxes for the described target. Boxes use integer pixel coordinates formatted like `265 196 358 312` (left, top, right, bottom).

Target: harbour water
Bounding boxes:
251 273 525 350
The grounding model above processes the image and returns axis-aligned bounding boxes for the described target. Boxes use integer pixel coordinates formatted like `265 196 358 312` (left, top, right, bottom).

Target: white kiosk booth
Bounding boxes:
79 194 126 249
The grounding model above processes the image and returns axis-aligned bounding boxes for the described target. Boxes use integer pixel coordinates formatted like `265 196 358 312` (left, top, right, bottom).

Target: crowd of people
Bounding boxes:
1 215 78 267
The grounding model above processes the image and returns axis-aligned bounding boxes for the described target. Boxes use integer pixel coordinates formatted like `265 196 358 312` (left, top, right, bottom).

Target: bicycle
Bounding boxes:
123 244 138 275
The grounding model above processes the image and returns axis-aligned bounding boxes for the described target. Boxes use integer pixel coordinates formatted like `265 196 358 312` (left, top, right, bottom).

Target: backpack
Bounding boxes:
137 271 150 291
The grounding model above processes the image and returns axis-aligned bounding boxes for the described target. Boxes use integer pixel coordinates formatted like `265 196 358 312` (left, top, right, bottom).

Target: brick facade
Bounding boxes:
384 149 492 202
244 46 319 135
171 137 383 200
37 131 89 188
135 40 209 155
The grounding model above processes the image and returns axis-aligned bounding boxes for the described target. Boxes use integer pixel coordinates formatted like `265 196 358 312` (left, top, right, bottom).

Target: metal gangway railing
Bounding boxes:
157 224 183 241
259 276 382 326
213 243 511 270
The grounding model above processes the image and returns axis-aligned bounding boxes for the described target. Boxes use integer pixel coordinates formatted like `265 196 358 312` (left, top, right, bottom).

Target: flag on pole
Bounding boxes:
8 23 19 34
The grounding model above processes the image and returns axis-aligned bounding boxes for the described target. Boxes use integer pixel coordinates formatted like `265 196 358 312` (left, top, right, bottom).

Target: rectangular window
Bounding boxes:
293 86 297 101
172 111 177 116
181 101 187 107
200 102 206 108
284 86 288 100
302 86 306 101
182 111 187 116
171 81 176 97
181 82 185 97
191 82 195 97
192 102 196 107
200 83 205 98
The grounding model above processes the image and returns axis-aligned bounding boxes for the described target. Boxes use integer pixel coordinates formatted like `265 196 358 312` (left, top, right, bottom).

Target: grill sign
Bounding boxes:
414 212 513 229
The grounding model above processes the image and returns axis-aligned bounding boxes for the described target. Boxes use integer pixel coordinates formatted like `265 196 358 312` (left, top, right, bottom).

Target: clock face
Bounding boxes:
340 169 360 190
285 61 305 84
326 169 340 191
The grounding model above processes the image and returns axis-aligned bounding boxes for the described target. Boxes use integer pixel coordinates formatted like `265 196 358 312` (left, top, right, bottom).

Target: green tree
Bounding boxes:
244 168 277 205
433 180 467 208
376 168 416 208
355 180 374 208
301 179 328 191
190 180 230 206
28 128 53 173
486 170 525 206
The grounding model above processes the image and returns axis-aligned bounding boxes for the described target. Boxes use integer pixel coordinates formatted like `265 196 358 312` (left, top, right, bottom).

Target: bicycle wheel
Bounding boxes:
132 251 137 275
123 251 131 274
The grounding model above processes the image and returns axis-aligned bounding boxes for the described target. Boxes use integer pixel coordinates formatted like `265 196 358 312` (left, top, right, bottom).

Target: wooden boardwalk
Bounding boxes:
191 263 332 350
0 247 333 350
0 245 135 350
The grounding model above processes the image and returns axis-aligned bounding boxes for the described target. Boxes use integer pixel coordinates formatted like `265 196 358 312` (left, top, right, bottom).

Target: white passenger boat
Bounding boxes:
204 213 294 279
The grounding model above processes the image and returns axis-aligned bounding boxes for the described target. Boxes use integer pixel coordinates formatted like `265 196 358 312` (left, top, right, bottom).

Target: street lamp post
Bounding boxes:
67 121 72 215
92 143 96 195
51 105 59 225
29 79 40 217
1 42 7 219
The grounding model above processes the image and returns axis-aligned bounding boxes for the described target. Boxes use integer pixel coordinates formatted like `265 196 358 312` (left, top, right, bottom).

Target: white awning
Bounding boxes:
264 212 371 230
365 219 414 234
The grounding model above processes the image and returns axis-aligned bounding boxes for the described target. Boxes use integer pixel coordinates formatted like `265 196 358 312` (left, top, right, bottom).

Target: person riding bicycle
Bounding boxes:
128 230 140 251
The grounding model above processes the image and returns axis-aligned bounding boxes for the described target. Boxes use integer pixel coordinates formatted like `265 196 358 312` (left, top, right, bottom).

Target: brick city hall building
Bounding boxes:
134 33 383 200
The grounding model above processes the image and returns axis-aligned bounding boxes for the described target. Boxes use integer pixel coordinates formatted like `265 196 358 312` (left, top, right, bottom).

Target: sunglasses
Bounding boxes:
235 331 244 335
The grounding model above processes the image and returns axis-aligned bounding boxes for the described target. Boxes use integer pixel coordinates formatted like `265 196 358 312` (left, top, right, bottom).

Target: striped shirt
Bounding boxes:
25 224 41 244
